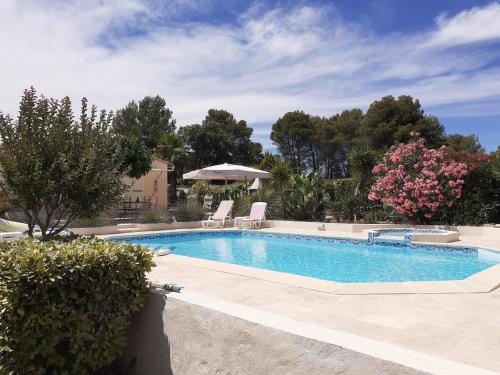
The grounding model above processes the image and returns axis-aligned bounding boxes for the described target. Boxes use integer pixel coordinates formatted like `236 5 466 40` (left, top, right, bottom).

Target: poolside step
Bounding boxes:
371 235 410 245
377 235 407 241
116 223 140 232
116 223 137 228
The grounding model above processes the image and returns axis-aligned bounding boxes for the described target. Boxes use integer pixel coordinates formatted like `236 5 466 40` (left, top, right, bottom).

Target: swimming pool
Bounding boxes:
113 231 499 283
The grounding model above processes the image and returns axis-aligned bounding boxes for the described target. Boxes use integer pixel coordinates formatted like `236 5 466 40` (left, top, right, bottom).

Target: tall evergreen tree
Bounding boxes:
270 110 314 173
446 134 485 154
113 95 176 178
362 95 445 149
113 95 176 149
180 109 262 169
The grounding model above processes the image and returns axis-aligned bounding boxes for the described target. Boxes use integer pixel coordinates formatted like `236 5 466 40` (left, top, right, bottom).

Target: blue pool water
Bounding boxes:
113 231 499 283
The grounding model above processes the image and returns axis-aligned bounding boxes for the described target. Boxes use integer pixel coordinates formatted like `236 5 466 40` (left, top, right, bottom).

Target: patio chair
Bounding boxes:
0 231 24 242
203 194 214 215
234 202 267 229
202 200 234 228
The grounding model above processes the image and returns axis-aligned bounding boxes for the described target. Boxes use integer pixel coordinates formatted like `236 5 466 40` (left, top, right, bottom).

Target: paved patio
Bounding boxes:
146 227 500 373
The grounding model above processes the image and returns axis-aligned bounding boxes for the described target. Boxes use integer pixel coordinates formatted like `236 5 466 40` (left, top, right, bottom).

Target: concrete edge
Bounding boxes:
154 253 500 295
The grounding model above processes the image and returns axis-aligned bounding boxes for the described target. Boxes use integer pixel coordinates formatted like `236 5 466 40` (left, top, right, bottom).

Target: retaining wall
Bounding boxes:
71 221 202 236
119 292 424 375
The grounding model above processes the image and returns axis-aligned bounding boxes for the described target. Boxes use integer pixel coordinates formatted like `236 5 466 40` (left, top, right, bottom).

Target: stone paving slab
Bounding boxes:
149 259 500 373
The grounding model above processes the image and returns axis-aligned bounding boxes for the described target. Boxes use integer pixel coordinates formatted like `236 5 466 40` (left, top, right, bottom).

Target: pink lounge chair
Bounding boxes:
202 200 234 228
235 202 267 229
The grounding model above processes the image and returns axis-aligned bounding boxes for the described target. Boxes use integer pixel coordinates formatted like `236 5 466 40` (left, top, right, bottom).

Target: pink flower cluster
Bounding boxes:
368 136 470 220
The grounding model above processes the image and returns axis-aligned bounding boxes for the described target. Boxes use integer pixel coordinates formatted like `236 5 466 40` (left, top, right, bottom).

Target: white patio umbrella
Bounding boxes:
183 163 270 186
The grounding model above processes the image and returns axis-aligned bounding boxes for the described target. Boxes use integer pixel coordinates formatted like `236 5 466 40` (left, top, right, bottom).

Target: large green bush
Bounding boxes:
140 210 168 223
326 178 392 223
284 173 328 221
233 187 283 220
190 180 249 207
0 238 154 374
435 159 500 225
169 201 207 221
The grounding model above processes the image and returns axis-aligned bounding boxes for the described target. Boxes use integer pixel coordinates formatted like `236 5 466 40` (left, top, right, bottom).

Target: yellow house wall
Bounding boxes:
144 169 168 210
122 176 146 203
122 158 171 210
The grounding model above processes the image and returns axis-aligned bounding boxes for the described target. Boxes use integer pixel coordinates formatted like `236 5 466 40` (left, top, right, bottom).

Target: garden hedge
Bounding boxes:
0 238 154 374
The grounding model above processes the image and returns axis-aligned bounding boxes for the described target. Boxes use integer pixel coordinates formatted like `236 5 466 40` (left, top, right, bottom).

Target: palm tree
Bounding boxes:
285 173 326 221
157 133 186 160
269 157 291 218
349 148 377 197
259 151 277 172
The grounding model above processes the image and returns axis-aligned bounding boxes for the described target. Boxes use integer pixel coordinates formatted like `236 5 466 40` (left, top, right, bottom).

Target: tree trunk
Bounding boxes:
28 222 34 237
24 209 36 237
41 227 48 241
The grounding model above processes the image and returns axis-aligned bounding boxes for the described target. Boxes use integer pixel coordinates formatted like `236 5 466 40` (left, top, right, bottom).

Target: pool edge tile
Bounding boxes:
157 255 500 295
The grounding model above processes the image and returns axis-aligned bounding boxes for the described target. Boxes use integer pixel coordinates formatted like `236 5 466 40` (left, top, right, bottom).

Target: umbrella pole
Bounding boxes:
225 177 228 187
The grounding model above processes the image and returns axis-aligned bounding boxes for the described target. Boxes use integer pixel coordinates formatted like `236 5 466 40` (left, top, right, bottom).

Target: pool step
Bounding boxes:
116 223 140 232
378 235 407 241
371 235 411 245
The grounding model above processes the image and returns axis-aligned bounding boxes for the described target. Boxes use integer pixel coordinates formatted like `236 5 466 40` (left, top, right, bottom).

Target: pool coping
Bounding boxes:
106 228 500 295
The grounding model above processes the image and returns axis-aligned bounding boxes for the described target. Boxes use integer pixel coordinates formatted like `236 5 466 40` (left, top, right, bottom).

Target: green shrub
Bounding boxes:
326 178 392 223
190 180 249 207
326 178 357 221
284 173 328 221
68 216 116 228
0 238 154 374
139 210 168 223
169 202 207 221
233 187 283 220
435 160 500 225
189 180 212 202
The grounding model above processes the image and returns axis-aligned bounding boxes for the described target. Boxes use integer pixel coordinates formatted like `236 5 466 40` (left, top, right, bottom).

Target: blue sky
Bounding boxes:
1 0 500 151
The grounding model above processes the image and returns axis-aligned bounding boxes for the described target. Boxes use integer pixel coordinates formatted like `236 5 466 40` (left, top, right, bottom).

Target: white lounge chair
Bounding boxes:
0 218 28 232
235 202 267 229
202 200 234 228
0 231 24 241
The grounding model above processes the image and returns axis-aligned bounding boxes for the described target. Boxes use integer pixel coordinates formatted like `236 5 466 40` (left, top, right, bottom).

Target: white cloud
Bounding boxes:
1 0 500 143
428 97 500 117
427 2 500 47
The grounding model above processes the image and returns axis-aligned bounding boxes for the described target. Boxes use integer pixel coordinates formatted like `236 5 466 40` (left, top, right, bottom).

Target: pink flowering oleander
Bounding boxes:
368 135 472 220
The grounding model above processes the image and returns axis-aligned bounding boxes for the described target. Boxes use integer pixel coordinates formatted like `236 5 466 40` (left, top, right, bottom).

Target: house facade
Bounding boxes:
121 158 174 212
